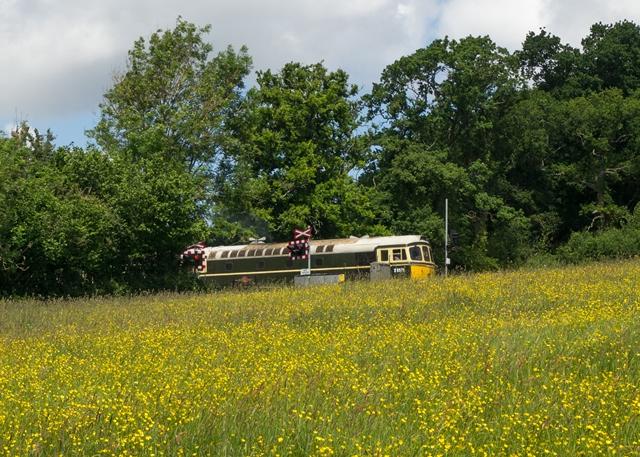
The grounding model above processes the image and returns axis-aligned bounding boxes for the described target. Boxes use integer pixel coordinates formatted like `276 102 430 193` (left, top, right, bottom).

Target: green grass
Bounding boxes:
1 260 639 456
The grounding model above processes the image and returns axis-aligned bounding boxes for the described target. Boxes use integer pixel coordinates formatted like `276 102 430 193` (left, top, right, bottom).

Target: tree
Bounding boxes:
0 126 122 296
582 21 640 94
517 29 586 97
89 17 252 176
365 36 531 268
550 89 640 230
219 62 385 240
518 21 640 97
510 21 640 242
85 18 252 289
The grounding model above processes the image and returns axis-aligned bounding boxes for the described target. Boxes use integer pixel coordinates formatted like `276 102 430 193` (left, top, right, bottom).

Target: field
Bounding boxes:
1 261 639 456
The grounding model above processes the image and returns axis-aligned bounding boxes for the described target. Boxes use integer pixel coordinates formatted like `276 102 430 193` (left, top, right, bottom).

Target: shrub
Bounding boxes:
558 204 640 263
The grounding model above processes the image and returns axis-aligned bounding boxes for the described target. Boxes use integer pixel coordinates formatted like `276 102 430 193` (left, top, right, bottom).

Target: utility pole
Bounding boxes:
444 198 449 277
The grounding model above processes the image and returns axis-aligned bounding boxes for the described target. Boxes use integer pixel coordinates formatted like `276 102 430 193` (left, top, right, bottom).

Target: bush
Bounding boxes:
558 206 640 263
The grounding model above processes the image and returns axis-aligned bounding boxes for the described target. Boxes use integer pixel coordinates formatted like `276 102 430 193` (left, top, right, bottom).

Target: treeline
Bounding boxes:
2 19 640 296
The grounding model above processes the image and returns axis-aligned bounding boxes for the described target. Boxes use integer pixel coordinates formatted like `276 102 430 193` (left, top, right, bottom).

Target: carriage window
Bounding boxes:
316 245 325 253
238 250 247 257
325 245 334 253
421 246 431 262
264 248 273 256
230 250 238 258
380 250 389 262
221 251 229 258
248 250 256 257
391 249 406 261
409 246 423 261
225 262 233 271
280 248 288 255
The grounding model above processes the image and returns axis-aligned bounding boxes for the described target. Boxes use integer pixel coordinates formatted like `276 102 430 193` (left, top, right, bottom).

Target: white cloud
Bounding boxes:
0 0 436 122
0 0 639 144
436 0 640 50
437 0 547 49
545 0 640 46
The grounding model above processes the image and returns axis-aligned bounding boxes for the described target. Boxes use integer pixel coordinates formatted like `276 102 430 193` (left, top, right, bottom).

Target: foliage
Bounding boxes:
559 227 640 263
3 18 640 295
363 22 640 270
87 17 253 266
558 204 640 263
0 127 118 296
364 36 531 268
217 62 382 240
1 261 639 454
0 18 249 296
0 126 205 296
89 17 252 174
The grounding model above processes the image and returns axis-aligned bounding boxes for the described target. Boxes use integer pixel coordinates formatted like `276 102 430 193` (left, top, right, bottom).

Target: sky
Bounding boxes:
1 0 640 146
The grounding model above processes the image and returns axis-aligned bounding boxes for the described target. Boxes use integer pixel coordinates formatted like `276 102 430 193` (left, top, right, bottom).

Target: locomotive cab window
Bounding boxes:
421 246 432 262
379 250 389 262
409 246 423 261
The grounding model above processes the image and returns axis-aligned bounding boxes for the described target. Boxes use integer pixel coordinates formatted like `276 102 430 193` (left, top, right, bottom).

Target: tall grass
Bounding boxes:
1 261 639 455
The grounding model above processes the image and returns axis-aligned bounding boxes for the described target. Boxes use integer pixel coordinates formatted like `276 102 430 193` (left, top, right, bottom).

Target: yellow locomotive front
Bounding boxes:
373 240 436 280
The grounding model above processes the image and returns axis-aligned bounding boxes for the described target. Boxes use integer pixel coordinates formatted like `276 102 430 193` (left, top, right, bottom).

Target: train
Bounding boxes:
182 235 436 286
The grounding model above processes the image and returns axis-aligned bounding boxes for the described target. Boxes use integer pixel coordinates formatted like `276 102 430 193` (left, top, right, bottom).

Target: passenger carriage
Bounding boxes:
182 235 436 286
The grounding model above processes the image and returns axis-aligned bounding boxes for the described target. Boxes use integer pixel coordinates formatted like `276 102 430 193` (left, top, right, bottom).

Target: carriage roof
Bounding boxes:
203 235 429 258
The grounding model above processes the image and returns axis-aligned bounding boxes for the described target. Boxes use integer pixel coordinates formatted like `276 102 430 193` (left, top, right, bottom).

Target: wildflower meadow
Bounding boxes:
1 260 639 456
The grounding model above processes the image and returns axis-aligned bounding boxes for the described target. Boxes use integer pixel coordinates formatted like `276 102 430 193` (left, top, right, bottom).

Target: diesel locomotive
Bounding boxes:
182 235 436 286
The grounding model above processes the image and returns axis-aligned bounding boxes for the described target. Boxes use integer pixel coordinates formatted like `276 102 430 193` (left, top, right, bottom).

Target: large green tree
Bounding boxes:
509 21 640 240
0 126 122 296
552 89 640 229
217 62 385 241
86 18 252 288
90 17 252 175
518 21 640 97
365 36 530 268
